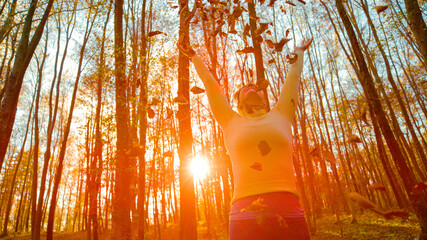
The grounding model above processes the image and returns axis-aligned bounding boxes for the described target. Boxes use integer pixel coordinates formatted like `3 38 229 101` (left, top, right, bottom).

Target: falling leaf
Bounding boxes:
150 98 161 105
163 151 173 158
126 146 144 157
368 183 386 191
250 162 263 171
267 59 275 65
173 95 188 104
285 28 290 37
374 5 388 14
265 29 272 35
243 24 251 37
413 182 427 195
297 0 306 5
232 6 244 18
236 46 255 54
309 146 320 158
265 39 275 49
348 134 362 143
166 107 173 119
286 53 298 63
285 1 296 6
276 215 288 228
268 0 277 7
255 22 270 35
259 0 266 5
258 140 271 156
274 38 291 52
171 5 178 9
147 106 155 118
360 108 370 126
240 198 268 212
280 5 287 14
250 15 261 21
190 86 206 94
256 35 263 43
147 31 166 37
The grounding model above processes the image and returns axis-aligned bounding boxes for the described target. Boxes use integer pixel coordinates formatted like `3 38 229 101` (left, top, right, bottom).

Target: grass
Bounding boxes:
1 212 421 239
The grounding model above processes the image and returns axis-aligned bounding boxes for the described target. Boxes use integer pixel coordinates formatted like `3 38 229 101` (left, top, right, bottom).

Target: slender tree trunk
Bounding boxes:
0 0 54 172
113 0 131 238
404 0 427 67
178 0 197 239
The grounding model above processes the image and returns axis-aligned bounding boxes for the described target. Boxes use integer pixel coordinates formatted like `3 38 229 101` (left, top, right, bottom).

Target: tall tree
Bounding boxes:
178 0 197 239
404 0 427 67
0 0 54 171
113 0 131 238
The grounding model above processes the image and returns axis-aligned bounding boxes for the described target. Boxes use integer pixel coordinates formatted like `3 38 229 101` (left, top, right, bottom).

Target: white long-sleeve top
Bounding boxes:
191 50 304 203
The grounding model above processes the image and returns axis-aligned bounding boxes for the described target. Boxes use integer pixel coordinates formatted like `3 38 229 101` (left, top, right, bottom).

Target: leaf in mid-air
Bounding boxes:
236 46 255 54
190 86 206 94
147 106 155 118
147 31 166 37
286 53 298 63
285 1 296 6
374 5 388 14
173 95 188 104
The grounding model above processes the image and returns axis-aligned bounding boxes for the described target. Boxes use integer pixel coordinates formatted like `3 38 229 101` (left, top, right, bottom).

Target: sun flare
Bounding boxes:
190 155 210 181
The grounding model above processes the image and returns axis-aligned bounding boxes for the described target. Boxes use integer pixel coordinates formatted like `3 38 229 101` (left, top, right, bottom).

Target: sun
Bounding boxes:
190 154 210 181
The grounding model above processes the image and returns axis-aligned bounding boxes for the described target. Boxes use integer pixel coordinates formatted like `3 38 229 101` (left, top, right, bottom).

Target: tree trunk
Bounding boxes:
404 0 427 67
0 0 54 172
113 0 131 238
178 0 197 239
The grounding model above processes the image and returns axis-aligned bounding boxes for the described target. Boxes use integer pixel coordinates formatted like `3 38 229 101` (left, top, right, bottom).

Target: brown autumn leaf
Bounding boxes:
147 106 155 118
280 5 287 13
166 107 173 119
286 53 298 64
190 86 205 94
147 30 166 37
259 0 266 5
348 192 408 220
265 39 275 49
236 46 255 54
171 5 178 9
268 0 277 7
150 97 161 105
255 22 270 35
274 38 291 52
348 134 362 143
240 198 268 212
267 58 275 65
297 0 306 5
265 29 272 35
368 183 386 191
243 24 251 37
309 146 320 158
173 95 188 104
258 140 271 156
374 5 388 14
285 28 290 37
256 35 263 43
413 182 427 195
232 6 244 18
250 162 263 171
285 1 296 6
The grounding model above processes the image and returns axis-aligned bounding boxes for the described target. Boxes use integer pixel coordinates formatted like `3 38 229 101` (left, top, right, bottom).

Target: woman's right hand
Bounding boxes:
177 35 196 58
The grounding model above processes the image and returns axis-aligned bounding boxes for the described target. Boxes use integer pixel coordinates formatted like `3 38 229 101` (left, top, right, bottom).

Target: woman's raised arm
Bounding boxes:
274 38 312 119
178 38 236 128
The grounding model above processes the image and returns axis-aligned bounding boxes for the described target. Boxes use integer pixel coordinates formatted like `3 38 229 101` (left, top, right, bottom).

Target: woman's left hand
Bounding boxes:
295 38 313 52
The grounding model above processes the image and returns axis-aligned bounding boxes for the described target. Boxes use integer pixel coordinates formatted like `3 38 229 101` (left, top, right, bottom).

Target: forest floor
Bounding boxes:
1 212 421 240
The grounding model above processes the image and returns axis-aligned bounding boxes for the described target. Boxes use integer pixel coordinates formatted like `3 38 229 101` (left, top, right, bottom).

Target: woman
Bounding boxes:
178 37 312 240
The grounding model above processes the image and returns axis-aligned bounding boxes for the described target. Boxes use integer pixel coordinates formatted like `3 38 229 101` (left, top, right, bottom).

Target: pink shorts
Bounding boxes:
229 192 310 240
